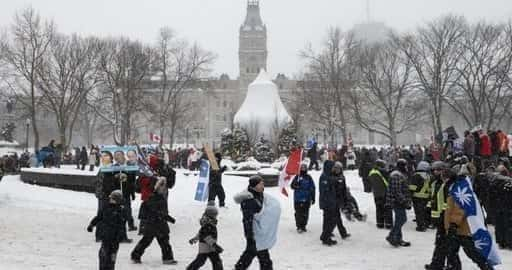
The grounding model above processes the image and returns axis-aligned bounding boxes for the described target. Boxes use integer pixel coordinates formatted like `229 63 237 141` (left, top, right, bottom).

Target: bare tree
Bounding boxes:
149 27 215 147
36 34 101 150
351 40 423 145
300 27 359 144
95 37 152 145
445 21 512 129
0 7 55 150
394 15 467 137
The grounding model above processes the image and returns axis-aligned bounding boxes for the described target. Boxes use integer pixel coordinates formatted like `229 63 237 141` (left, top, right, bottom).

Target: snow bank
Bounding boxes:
21 165 99 176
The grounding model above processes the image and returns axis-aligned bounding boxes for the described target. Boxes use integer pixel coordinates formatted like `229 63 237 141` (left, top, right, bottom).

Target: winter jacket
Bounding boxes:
385 170 411 209
139 193 174 236
333 171 349 209
121 173 136 199
479 133 492 157
308 143 318 161
192 215 220 254
100 173 121 199
409 171 431 199
319 160 337 210
233 188 263 240
358 152 372 179
290 173 316 203
444 195 471 236
209 165 227 187
139 176 157 202
368 168 389 198
88 152 96 165
88 202 127 243
463 135 475 158
80 149 88 165
497 131 509 153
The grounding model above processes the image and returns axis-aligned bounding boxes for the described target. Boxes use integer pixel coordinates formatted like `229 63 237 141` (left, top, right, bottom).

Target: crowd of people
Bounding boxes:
5 128 509 270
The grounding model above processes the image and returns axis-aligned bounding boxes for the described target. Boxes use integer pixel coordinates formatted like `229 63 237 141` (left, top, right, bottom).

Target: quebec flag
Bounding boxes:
194 159 210 202
449 176 501 266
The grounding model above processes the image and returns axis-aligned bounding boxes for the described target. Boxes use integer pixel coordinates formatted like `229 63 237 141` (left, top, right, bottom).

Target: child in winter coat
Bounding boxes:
131 177 177 265
87 190 126 270
187 202 224 270
290 163 315 233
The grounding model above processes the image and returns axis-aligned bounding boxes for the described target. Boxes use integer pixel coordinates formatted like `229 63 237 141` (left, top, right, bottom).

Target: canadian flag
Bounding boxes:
278 147 303 197
149 132 161 143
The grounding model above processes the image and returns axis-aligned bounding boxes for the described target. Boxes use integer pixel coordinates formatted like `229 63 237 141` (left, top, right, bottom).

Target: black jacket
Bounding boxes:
319 160 337 210
234 188 263 240
209 165 227 186
140 193 174 236
369 168 389 198
79 149 88 165
88 203 127 243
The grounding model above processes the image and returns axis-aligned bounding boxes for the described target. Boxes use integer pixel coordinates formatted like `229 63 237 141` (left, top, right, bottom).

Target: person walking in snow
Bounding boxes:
87 190 126 270
80 146 88 170
208 153 228 207
385 159 412 247
409 161 432 232
233 175 281 270
187 202 224 270
368 159 393 229
131 177 177 265
290 163 316 233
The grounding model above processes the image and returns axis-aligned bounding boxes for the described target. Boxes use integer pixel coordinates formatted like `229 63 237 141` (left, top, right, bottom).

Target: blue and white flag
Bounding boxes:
449 176 501 266
194 159 210 202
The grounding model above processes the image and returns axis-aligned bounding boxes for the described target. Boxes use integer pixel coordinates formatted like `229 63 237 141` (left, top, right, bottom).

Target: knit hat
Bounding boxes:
248 175 263 188
333 161 343 169
205 201 218 218
109 190 123 204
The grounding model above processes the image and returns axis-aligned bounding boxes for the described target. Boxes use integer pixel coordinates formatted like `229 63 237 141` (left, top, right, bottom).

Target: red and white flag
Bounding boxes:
278 147 303 197
149 132 161 143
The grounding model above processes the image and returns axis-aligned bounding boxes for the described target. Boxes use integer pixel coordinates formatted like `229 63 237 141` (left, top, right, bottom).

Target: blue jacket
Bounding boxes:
319 160 337 210
291 173 315 203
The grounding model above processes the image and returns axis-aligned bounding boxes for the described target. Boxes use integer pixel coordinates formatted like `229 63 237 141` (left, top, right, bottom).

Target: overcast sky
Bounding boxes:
0 0 511 78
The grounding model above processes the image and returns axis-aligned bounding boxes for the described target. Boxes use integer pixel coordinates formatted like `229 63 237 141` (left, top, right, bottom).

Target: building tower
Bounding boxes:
239 0 267 90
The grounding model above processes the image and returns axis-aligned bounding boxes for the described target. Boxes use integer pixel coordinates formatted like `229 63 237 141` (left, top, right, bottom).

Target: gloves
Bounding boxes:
87 225 93 232
213 243 224 254
167 215 176 224
448 223 458 236
189 237 198 245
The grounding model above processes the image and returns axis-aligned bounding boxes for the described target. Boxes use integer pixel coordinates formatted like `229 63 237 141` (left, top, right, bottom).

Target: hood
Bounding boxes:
233 190 254 204
417 161 431 172
322 160 335 176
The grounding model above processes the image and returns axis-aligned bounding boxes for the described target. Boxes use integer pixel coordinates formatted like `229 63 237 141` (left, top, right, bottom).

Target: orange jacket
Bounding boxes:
444 196 471 236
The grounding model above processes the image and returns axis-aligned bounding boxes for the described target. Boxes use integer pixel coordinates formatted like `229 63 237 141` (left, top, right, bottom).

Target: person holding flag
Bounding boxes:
290 163 315 233
444 164 501 270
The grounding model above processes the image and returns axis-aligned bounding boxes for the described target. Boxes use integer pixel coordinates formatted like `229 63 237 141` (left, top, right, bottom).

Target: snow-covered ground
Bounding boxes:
0 170 510 270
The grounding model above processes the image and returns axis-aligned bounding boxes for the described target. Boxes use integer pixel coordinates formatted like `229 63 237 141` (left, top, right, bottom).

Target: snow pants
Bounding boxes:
234 248 273 270
412 197 430 230
131 233 174 261
294 202 311 230
429 223 460 270
495 208 512 248
447 235 494 270
208 184 226 207
122 194 135 228
187 252 223 270
374 197 393 228
320 207 348 241
99 241 119 270
361 176 372 193
308 159 319 171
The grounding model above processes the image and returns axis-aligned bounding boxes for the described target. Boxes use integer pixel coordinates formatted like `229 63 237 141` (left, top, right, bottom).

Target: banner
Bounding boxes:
99 145 139 172
194 159 210 202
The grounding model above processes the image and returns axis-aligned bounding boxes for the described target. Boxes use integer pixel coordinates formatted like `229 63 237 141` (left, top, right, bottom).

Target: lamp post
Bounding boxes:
25 118 30 152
